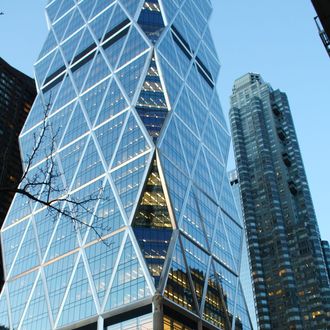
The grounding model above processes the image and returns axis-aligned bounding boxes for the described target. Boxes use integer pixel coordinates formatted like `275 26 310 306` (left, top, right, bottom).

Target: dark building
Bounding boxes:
312 0 330 56
0 57 36 286
230 73 330 329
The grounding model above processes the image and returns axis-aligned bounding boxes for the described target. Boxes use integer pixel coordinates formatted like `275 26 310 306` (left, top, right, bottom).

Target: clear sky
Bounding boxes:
0 1 329 242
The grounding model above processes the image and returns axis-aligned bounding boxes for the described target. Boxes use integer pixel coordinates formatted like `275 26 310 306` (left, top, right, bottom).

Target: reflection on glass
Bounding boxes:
164 240 196 313
107 313 153 330
133 158 172 287
203 264 227 329
136 54 169 142
138 1 165 43
163 315 193 330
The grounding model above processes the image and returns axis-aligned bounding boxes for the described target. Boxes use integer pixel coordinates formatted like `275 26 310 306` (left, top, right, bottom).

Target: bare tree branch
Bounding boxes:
2 97 111 245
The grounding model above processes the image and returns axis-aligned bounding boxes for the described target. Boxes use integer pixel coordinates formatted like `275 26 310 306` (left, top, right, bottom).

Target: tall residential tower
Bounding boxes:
230 73 330 329
0 58 36 288
0 1 251 330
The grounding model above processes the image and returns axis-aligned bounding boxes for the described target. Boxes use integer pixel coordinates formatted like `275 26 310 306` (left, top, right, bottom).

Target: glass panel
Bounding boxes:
138 0 165 43
181 235 209 307
52 74 77 112
59 102 89 148
45 206 79 261
212 213 237 273
158 55 182 108
163 315 194 330
46 0 62 23
82 51 111 93
180 191 208 249
71 137 104 190
195 188 218 247
2 193 31 228
61 29 83 65
117 53 149 101
63 9 85 41
214 260 238 317
78 0 97 21
209 92 228 134
173 88 198 136
85 231 125 304
95 78 129 126
0 290 10 330
193 148 217 202
186 65 206 107
91 0 115 19
49 101 75 147
160 155 189 222
158 30 182 78
86 181 125 242
105 236 151 311
34 209 57 259
107 312 153 330
112 112 150 168
203 263 228 330
174 116 199 174
213 118 231 164
35 50 57 87
136 53 169 141
160 117 188 174
58 136 87 189
120 0 143 18
71 51 96 93
234 284 253 330
55 0 75 22
58 257 97 327
164 238 197 313
95 111 128 167
44 253 77 321
80 78 109 126
68 178 104 240
53 10 74 43
89 6 115 41
7 270 37 329
118 26 149 68
133 157 173 287
19 278 52 330
10 221 39 278
220 178 241 226
221 211 242 272
2 218 29 273
111 154 149 219
203 116 224 164
204 148 224 200
160 0 178 23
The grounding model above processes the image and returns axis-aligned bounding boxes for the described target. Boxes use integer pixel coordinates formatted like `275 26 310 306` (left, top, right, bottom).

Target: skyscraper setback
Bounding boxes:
0 1 251 330
230 73 330 329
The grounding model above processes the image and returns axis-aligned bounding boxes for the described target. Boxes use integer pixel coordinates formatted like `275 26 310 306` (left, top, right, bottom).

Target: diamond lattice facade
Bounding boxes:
0 1 252 329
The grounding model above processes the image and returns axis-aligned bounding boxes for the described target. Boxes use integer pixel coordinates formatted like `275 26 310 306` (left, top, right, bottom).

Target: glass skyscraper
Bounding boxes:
230 73 330 329
0 1 251 329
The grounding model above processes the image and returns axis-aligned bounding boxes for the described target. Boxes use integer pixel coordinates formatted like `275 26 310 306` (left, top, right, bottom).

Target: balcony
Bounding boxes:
272 104 281 117
282 153 292 167
277 128 286 141
288 180 298 196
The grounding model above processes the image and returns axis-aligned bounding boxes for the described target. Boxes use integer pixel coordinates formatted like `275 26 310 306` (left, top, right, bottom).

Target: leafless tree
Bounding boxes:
0 99 110 243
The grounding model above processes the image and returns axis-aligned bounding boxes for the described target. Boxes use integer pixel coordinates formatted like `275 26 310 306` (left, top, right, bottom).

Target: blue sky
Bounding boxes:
0 1 329 242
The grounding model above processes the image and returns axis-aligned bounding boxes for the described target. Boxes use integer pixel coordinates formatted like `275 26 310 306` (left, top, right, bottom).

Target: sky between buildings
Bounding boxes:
0 0 329 242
